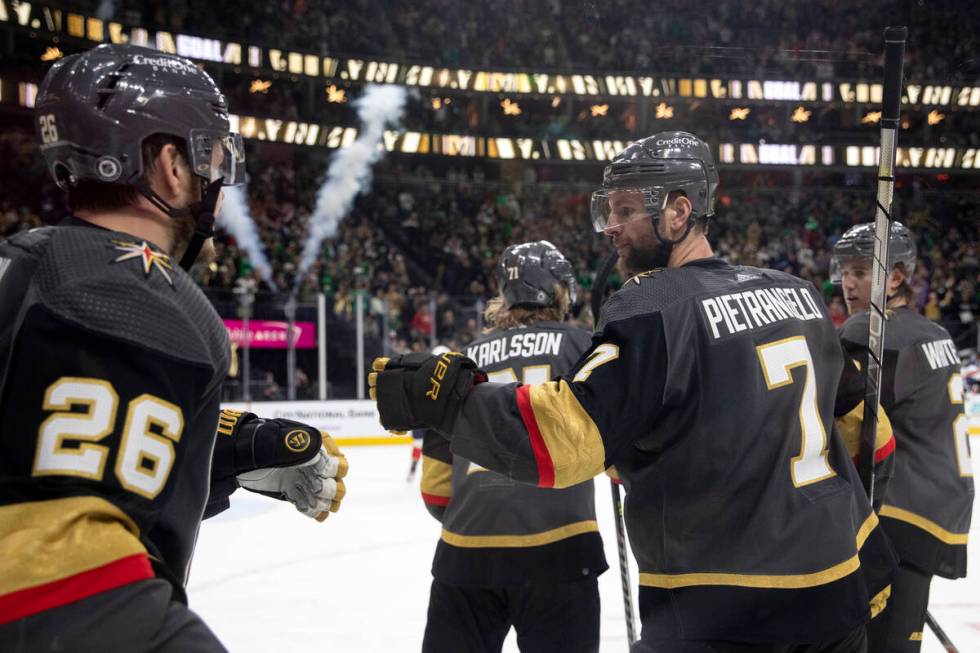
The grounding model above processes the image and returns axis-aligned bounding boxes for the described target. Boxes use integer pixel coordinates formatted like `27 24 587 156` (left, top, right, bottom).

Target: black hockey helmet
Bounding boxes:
497 240 578 310
590 131 718 233
830 221 917 283
36 44 245 268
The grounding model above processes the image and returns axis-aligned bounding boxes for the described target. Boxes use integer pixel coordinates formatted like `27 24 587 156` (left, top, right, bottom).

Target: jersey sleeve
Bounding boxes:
451 308 670 489
420 428 453 520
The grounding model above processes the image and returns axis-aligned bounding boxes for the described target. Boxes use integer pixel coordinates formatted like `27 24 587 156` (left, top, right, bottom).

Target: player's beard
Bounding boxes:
170 215 217 267
622 228 671 276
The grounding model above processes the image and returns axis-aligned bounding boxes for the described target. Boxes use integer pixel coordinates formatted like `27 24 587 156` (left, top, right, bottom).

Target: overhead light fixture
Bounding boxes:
791 106 811 123
249 79 271 94
590 104 609 117
501 98 521 116
729 107 750 120
40 47 63 62
326 85 347 104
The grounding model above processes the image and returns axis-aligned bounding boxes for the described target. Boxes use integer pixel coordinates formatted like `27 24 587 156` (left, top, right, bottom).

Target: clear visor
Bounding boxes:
589 186 662 233
829 254 869 284
189 130 246 186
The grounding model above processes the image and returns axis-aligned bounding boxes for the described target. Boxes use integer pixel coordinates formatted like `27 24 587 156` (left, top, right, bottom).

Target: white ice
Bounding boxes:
190 439 980 652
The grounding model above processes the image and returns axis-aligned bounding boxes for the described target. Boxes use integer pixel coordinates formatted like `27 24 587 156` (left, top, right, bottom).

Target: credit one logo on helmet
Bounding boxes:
656 136 699 148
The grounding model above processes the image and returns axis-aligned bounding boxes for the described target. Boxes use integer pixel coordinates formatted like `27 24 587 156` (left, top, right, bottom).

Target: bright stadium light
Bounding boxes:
40 47 63 62
326 85 347 103
250 79 272 94
791 106 811 123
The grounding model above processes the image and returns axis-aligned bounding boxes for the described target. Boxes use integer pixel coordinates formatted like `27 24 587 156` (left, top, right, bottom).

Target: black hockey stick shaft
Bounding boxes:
925 611 960 653
591 250 637 646
857 27 959 653
858 26 906 501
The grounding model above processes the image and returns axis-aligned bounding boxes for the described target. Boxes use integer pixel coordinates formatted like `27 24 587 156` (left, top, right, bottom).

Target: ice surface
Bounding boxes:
190 441 980 652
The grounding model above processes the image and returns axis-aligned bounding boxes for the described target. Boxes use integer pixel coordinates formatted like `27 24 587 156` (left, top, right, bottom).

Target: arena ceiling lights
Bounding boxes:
5 1 980 110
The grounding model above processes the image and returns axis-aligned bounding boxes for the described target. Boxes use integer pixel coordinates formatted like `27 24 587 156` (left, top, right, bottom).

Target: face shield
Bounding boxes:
188 130 245 186
829 253 870 284
589 186 662 233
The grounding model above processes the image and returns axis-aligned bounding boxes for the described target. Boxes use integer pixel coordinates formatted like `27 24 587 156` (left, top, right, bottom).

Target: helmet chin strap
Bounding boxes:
649 212 697 269
135 178 224 270
179 178 223 270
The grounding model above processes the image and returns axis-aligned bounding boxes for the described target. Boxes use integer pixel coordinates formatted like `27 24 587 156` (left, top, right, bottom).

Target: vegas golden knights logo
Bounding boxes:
285 429 311 453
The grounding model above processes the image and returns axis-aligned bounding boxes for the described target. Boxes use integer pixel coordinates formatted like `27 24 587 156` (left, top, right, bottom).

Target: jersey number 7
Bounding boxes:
757 336 836 488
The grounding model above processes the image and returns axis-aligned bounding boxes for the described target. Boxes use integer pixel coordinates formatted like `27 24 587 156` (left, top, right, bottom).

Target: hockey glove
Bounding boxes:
210 410 347 520
368 352 486 433
213 410 324 477
238 434 348 522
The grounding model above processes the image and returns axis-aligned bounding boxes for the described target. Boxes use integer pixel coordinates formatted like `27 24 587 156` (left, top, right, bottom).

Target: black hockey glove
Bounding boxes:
209 410 348 522
213 410 323 478
369 351 486 433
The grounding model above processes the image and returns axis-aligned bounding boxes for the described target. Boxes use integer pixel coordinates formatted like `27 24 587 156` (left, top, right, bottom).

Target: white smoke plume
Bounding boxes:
217 185 277 289
294 84 407 287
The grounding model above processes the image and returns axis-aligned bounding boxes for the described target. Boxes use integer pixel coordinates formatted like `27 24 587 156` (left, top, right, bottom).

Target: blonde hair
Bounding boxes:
483 283 571 332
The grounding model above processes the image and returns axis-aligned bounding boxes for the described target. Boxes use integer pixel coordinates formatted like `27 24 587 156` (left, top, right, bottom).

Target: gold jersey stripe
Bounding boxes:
0 496 146 596
879 504 969 545
440 519 600 548
421 455 453 498
639 512 879 590
527 380 606 489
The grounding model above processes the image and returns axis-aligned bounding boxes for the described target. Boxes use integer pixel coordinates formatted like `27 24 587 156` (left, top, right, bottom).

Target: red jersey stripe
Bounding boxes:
0 553 153 625
515 384 555 487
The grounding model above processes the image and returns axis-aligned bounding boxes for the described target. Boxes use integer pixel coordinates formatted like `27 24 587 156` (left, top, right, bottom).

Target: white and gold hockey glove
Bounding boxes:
237 433 348 522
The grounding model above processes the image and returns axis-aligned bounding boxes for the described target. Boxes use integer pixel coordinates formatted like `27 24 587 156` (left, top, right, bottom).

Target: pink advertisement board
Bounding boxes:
223 319 317 349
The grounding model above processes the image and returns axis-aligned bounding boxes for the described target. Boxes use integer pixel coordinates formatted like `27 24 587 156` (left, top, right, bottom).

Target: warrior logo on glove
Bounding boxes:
285 429 312 453
369 351 486 433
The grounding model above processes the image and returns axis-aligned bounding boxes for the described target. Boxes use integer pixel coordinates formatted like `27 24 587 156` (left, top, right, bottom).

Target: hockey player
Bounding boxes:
832 222 974 652
0 44 347 651
371 131 896 652
420 241 607 653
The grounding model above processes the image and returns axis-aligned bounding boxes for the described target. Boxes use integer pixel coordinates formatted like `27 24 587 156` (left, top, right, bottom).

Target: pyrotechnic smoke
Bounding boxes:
217 185 277 290
294 84 407 288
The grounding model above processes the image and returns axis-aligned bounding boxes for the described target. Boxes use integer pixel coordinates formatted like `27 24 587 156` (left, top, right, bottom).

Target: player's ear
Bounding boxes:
665 194 693 231
150 143 190 202
887 265 907 293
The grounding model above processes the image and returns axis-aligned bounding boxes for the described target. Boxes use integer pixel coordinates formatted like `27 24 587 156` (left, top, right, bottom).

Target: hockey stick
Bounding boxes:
858 27 960 653
925 611 960 653
591 250 637 647
858 25 905 506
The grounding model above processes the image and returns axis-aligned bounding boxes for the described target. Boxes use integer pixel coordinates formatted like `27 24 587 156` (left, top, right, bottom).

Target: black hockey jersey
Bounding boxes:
449 258 896 642
421 321 607 586
840 308 974 579
0 223 228 624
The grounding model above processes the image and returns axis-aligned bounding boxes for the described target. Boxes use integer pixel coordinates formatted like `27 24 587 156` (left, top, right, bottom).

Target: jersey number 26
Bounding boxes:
33 376 184 500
